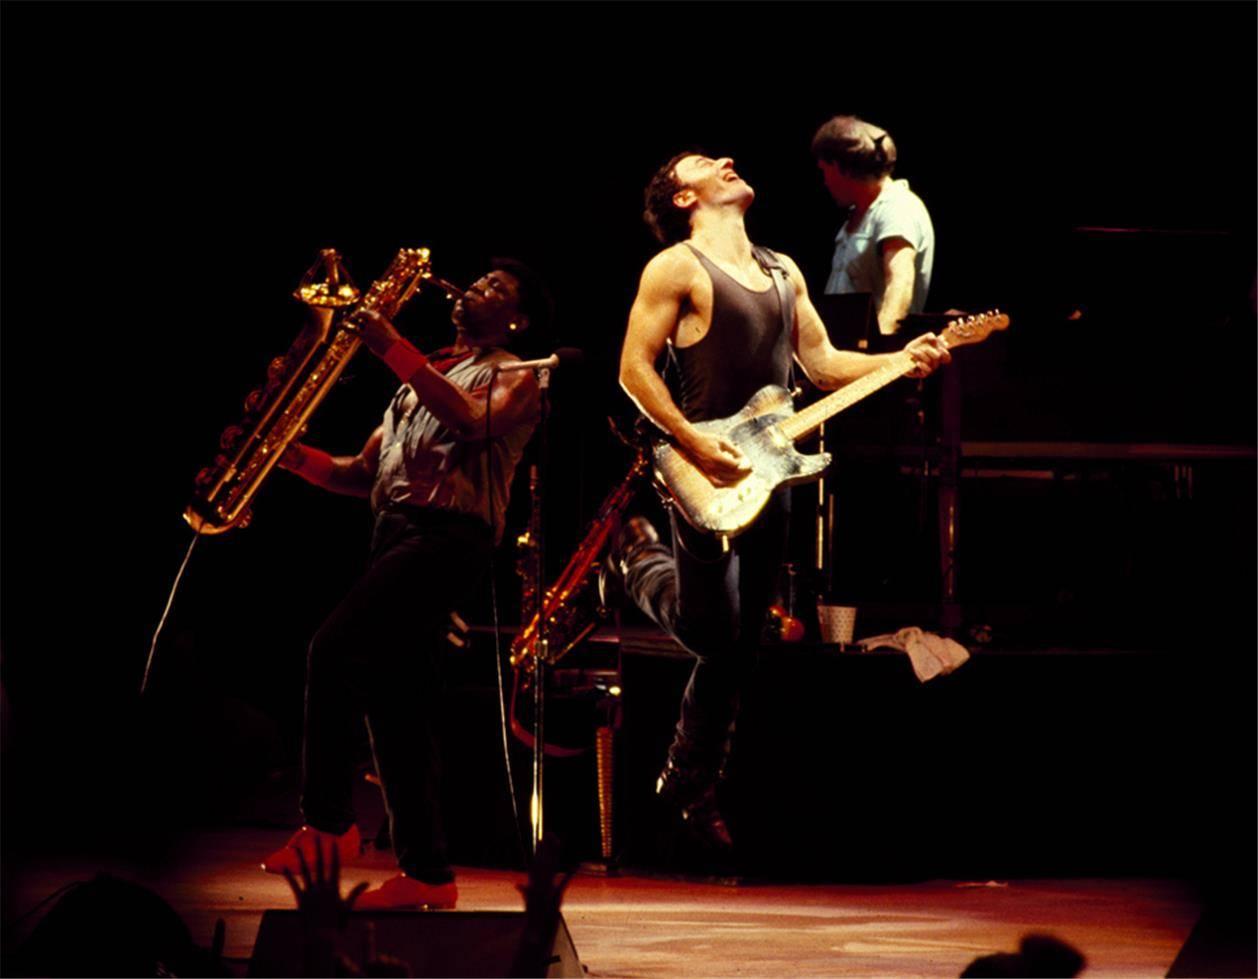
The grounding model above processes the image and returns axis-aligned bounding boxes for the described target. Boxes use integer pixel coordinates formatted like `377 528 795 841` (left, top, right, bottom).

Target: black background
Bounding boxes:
2 2 1254 887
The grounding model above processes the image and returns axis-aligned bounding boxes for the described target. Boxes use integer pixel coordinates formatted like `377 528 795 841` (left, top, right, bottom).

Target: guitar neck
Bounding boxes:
778 351 915 442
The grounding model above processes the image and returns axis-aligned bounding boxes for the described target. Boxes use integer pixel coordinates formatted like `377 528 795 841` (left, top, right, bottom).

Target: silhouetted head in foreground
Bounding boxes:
960 933 1086 978
8 873 226 978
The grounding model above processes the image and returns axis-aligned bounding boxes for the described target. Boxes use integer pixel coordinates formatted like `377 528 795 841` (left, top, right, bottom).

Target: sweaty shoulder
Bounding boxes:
640 243 702 293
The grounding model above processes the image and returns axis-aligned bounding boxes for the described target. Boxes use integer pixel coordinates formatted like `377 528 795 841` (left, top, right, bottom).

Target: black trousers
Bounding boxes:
625 492 790 778
300 506 492 884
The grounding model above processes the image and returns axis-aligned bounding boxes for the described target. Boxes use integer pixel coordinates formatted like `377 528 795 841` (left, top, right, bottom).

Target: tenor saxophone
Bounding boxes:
510 448 650 670
184 247 437 534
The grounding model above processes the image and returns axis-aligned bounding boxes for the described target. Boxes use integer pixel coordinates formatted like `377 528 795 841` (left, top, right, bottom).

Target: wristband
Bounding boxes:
293 445 334 485
381 338 429 382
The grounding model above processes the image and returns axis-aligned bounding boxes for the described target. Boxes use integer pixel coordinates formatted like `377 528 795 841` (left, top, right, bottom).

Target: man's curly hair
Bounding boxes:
643 151 703 245
811 116 897 179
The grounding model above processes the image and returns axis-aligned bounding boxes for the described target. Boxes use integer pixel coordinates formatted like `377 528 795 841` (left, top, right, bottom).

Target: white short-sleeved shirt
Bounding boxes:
824 179 934 322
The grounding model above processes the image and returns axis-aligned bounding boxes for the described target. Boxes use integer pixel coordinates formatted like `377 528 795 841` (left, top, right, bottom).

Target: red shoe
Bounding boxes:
261 823 362 875
355 874 458 910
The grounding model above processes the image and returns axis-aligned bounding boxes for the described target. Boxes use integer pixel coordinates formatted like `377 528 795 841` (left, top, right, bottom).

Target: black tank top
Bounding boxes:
671 244 794 423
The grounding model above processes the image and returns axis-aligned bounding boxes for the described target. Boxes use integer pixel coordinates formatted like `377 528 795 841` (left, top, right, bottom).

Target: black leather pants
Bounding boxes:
625 492 789 779
300 506 491 884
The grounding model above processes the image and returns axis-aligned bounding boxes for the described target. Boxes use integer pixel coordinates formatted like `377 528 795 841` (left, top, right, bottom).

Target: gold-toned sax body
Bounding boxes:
510 450 648 866
185 247 438 535
510 449 650 671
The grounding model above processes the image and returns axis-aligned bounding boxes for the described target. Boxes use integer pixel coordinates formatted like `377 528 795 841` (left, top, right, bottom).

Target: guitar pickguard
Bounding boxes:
654 386 832 536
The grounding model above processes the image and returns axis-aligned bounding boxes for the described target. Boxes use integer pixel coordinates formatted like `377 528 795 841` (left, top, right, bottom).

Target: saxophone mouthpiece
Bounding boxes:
424 274 465 300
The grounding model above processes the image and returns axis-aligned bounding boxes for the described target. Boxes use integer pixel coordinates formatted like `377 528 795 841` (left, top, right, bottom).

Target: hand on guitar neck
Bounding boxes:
902 331 952 379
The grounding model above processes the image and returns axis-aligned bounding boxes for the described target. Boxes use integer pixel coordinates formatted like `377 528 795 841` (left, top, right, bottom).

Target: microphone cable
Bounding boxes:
141 529 202 696
484 366 527 866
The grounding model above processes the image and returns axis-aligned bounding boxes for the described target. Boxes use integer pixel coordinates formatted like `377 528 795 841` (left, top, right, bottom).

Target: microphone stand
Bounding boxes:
529 365 551 856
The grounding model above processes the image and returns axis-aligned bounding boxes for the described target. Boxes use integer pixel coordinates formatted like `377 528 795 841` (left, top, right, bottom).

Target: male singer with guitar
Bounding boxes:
615 153 950 851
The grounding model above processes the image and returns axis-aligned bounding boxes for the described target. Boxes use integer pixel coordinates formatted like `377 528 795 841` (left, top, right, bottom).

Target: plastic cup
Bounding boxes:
817 604 857 645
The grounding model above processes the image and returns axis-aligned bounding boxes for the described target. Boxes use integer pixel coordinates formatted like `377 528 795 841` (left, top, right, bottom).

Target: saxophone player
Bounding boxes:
261 259 549 910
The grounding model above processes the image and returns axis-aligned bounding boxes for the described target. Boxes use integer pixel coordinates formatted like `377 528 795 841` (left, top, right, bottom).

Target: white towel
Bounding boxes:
856 626 971 682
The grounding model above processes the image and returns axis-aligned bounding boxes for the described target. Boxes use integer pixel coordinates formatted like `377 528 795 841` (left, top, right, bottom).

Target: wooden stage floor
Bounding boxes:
5 826 1201 977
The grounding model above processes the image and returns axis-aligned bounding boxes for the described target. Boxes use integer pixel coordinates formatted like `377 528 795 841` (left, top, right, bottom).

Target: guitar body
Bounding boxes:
653 385 831 537
653 312 1009 538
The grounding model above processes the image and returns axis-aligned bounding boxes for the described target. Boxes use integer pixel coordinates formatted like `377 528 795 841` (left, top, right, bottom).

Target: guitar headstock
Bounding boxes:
941 310 1010 349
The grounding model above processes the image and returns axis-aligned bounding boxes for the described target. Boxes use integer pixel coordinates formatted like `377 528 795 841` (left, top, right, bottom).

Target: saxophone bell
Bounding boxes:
185 246 441 535
294 249 361 308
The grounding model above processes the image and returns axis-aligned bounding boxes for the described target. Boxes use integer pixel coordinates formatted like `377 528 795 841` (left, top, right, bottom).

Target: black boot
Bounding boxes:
598 516 662 609
656 759 733 852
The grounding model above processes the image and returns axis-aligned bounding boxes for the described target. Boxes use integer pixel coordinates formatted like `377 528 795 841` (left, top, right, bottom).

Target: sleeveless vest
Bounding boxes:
670 244 794 423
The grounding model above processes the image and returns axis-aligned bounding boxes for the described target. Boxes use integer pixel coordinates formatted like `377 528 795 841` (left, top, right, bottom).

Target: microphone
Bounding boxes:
492 347 583 373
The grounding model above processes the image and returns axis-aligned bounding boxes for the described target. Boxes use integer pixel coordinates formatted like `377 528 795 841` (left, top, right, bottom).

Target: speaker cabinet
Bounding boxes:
248 910 582 978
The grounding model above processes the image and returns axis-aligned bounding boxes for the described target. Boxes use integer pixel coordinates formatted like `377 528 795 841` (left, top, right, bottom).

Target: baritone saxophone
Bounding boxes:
184 247 444 535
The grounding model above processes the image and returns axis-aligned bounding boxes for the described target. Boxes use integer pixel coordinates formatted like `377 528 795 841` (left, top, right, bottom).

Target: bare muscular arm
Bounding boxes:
281 426 383 498
408 362 539 441
877 237 917 336
778 252 949 388
618 248 750 486
352 309 539 440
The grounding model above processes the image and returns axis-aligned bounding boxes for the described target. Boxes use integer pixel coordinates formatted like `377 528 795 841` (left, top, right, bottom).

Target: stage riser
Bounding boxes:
248 911 581 978
442 646 1255 881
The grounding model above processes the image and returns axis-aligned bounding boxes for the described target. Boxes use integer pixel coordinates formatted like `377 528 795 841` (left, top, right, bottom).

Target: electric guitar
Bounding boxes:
653 310 1009 537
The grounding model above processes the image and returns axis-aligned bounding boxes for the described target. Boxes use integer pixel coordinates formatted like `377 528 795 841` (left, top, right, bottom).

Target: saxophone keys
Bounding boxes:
219 425 244 450
243 388 266 413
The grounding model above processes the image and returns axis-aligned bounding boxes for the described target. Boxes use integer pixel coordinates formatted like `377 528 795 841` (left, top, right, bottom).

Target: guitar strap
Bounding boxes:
656 244 799 434
752 244 799 390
